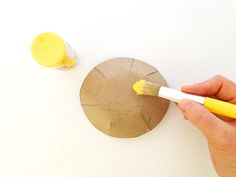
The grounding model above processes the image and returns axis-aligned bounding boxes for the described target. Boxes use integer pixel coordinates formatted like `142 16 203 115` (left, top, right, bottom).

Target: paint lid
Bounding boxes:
31 32 66 67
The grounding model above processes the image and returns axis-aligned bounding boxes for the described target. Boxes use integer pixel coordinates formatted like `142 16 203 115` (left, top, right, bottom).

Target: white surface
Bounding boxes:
0 0 236 177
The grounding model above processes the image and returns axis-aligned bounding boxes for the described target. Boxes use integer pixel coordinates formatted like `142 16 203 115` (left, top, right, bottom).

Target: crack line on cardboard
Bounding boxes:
129 59 135 71
145 70 159 77
140 113 152 130
94 67 107 79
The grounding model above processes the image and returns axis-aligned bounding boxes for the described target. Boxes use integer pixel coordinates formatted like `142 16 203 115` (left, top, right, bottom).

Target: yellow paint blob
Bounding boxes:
132 79 145 95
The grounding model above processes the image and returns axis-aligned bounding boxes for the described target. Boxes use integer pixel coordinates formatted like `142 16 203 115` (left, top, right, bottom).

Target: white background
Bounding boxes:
0 0 236 177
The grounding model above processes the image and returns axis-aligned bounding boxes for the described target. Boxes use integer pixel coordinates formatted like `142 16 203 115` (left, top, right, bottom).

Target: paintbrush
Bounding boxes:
132 79 236 119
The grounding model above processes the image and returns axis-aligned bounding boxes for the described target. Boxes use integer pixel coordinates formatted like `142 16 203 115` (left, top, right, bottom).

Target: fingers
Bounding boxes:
181 75 236 102
178 99 227 140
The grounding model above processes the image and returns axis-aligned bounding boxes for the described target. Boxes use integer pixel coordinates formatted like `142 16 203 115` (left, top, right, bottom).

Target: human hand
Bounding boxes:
178 75 236 177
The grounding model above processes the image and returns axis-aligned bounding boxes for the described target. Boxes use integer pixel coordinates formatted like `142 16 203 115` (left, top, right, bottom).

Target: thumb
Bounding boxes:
178 99 225 140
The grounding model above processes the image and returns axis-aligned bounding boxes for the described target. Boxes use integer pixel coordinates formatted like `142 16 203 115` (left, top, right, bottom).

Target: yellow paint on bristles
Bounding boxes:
132 79 160 96
132 79 145 95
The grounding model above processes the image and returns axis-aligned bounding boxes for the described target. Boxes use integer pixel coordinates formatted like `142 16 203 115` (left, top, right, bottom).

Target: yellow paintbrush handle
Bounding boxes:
155 86 236 119
204 97 236 119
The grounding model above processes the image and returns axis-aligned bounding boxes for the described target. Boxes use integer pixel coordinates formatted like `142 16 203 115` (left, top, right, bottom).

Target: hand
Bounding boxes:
178 75 236 177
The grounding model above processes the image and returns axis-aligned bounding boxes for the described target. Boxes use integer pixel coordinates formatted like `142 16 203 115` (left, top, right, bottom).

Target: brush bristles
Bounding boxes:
133 79 161 96
140 80 160 96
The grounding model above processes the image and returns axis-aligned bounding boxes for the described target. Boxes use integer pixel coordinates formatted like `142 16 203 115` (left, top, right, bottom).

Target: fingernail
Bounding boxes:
181 85 192 90
179 99 193 112
182 85 190 88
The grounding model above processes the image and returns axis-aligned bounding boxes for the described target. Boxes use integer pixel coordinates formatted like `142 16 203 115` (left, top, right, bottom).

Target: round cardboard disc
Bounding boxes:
80 58 170 138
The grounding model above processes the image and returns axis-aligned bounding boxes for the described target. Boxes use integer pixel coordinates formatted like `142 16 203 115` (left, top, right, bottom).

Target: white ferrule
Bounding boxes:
158 86 205 104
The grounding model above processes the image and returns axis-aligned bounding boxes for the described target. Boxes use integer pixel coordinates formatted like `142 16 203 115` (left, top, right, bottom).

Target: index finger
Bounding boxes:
181 75 236 102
